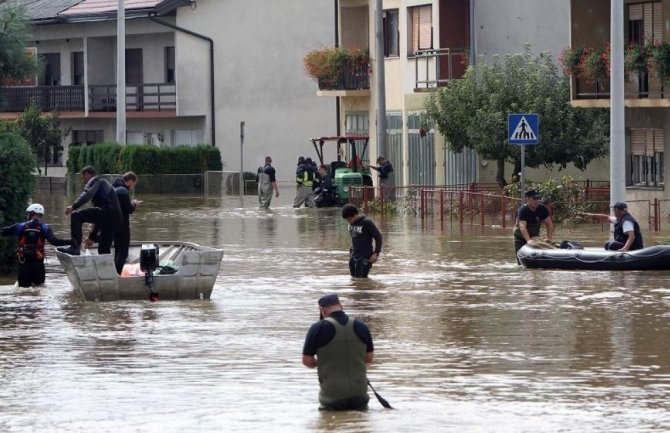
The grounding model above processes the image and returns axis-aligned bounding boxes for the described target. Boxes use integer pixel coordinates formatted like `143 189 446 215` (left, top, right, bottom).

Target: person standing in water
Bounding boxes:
257 156 279 208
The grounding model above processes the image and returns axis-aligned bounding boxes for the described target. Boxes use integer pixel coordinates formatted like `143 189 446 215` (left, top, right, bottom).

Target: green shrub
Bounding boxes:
0 130 37 273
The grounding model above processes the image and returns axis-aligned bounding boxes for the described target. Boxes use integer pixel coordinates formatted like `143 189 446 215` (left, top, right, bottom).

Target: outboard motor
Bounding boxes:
140 244 160 301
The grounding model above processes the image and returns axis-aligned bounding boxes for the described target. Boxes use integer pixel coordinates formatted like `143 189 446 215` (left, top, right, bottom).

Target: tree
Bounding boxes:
0 126 37 273
0 7 38 85
424 46 610 186
15 103 70 176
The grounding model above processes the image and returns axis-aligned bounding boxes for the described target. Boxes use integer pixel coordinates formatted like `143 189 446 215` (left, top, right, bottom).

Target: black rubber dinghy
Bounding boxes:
517 244 670 270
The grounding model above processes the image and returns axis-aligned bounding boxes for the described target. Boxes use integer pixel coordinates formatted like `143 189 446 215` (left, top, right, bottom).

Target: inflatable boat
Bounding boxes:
57 241 224 301
517 244 670 270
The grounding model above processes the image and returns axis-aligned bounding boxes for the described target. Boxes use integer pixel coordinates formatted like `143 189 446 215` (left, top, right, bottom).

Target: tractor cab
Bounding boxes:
310 135 374 204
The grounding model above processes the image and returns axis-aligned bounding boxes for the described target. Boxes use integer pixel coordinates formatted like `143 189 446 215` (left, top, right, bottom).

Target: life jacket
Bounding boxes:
17 220 45 262
297 166 315 187
614 213 644 250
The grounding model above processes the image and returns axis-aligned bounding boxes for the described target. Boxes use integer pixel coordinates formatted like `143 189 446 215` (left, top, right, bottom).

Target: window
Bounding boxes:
72 52 84 85
383 9 399 57
408 4 432 55
165 46 175 84
628 2 662 44
72 130 104 146
629 128 664 187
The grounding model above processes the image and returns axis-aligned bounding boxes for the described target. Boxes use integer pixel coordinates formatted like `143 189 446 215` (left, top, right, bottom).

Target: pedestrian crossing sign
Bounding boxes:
508 113 539 145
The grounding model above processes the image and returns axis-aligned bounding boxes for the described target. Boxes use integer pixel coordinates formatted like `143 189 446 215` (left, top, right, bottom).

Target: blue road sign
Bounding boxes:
508 113 539 145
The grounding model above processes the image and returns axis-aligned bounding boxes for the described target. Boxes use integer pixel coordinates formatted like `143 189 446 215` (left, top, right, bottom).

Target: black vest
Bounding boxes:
614 213 643 250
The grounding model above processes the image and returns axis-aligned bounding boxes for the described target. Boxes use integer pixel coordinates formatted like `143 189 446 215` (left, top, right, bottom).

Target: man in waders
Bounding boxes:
342 204 382 278
2 204 71 287
368 156 395 201
302 293 374 411
257 156 279 209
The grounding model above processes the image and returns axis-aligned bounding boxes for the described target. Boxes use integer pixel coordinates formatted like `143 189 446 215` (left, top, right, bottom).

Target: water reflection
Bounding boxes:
0 190 669 432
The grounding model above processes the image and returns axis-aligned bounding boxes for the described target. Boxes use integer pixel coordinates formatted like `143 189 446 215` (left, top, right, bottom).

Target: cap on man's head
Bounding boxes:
524 189 541 199
613 201 628 210
318 293 340 307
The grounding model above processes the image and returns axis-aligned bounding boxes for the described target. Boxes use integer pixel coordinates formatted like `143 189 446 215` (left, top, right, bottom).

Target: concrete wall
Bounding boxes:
176 0 336 182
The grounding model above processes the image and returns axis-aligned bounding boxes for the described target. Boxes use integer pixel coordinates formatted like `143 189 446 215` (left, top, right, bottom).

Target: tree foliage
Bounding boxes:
0 7 38 85
0 126 37 273
424 46 610 185
15 103 70 176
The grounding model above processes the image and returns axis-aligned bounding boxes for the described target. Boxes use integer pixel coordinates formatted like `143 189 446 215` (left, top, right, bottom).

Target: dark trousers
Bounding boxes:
113 228 130 274
349 257 372 278
604 241 625 251
18 258 45 287
514 238 526 264
319 395 369 411
71 207 120 254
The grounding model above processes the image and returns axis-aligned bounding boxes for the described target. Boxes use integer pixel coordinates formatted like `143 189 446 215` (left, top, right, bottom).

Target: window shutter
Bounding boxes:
653 2 663 41
418 5 432 50
653 129 664 154
411 8 420 53
631 129 646 155
644 3 653 41
629 3 642 20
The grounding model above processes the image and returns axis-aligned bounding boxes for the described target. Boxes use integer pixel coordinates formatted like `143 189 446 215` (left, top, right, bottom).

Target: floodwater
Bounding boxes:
1 189 670 433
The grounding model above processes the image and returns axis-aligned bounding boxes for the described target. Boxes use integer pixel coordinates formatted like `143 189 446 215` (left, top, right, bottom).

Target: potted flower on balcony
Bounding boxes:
303 47 371 90
624 42 650 77
303 47 347 90
559 46 586 77
651 40 670 83
582 46 610 83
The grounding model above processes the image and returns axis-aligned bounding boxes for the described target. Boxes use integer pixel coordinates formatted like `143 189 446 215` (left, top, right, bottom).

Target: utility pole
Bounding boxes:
374 0 386 157
116 0 126 144
610 0 625 208
240 121 245 196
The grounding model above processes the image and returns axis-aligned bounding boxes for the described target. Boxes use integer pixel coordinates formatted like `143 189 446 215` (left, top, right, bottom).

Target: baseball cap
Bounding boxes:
613 201 628 210
318 293 340 307
524 189 541 199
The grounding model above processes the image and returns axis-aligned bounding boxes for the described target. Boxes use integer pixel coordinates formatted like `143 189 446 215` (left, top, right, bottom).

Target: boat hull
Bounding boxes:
56 241 224 301
517 244 670 270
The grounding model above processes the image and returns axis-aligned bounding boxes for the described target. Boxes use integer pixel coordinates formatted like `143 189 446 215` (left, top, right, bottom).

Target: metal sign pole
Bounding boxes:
240 121 245 196
520 144 525 200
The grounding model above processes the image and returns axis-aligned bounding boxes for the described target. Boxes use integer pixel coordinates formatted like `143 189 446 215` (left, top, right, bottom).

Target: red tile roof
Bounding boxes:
60 0 162 16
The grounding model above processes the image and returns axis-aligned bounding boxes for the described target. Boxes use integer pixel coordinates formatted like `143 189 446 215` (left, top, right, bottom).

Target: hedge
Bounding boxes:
0 130 37 273
67 143 223 175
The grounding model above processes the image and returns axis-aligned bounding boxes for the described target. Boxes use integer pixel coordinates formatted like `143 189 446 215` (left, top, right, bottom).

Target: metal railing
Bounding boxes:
0 85 85 112
318 59 370 91
89 83 176 112
574 75 668 100
413 47 468 89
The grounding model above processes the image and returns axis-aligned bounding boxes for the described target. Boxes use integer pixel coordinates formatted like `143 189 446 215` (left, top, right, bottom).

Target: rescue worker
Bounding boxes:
86 172 142 273
257 156 279 209
293 156 316 208
2 204 71 287
314 164 337 207
302 293 374 411
581 202 644 251
57 165 122 256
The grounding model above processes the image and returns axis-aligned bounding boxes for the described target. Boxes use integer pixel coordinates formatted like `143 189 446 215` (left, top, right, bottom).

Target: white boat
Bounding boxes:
56 241 224 301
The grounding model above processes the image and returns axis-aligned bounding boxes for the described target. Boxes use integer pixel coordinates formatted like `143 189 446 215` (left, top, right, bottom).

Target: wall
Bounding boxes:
176 0 336 181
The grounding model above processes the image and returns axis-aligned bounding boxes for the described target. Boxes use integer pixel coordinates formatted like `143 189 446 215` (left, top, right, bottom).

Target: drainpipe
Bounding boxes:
335 0 341 136
150 17 216 146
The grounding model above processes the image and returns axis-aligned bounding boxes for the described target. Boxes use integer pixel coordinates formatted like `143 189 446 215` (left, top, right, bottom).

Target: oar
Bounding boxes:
367 380 393 409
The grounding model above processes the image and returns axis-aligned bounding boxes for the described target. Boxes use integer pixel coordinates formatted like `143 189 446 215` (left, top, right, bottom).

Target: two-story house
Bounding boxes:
570 0 669 201
320 0 588 188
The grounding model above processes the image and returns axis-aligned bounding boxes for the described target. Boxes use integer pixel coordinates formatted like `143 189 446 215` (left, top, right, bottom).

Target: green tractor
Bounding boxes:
311 135 374 205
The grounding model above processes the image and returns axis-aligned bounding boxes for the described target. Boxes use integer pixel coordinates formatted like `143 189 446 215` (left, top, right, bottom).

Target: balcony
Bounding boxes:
412 48 468 90
0 83 176 113
305 47 371 97
572 75 670 108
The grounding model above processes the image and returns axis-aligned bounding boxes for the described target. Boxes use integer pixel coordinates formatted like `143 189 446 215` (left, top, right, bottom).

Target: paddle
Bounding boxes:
367 380 393 409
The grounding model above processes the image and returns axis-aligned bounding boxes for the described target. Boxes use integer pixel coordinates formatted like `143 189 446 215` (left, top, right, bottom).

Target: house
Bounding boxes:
319 0 602 188
1 0 336 180
569 0 667 201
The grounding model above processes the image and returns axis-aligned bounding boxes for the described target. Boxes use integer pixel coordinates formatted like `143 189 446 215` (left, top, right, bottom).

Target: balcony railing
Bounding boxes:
0 85 85 112
0 83 176 113
413 48 468 89
574 73 669 100
317 60 370 91
89 83 176 112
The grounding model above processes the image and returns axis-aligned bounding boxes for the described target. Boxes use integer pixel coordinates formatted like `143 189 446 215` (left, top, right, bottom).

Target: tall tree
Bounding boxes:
424 47 610 186
0 7 38 85
15 103 70 176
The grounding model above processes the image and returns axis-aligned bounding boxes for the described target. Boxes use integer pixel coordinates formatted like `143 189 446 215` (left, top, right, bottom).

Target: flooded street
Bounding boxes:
2 190 670 432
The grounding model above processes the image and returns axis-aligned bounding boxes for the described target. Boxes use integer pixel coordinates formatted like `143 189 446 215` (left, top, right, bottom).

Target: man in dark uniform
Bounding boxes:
58 166 122 256
2 204 71 287
302 293 374 411
342 204 383 278
581 201 644 251
513 189 554 259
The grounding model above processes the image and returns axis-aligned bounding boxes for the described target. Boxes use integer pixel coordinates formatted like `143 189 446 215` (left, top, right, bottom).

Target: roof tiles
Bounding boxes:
60 0 162 15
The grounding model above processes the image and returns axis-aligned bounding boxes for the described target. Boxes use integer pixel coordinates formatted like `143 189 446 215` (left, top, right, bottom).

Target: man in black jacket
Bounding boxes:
341 204 383 278
58 166 122 256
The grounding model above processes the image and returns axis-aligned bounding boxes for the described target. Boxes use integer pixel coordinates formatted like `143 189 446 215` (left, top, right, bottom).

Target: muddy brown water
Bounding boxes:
1 190 669 432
